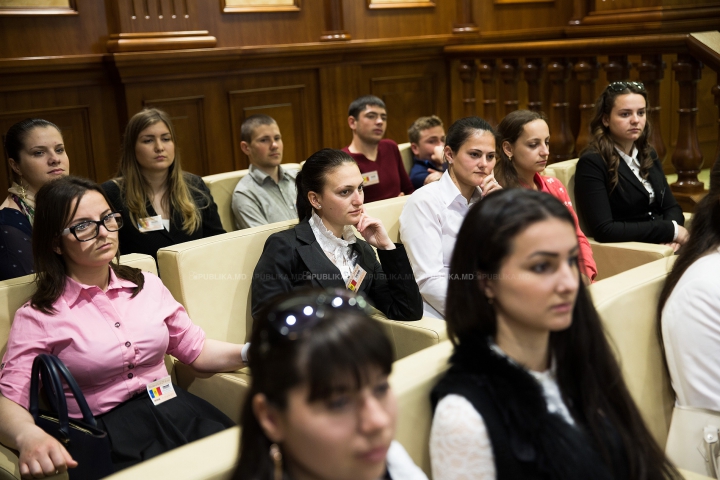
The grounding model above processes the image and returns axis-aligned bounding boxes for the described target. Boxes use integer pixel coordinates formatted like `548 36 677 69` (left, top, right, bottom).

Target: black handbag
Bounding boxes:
30 354 115 479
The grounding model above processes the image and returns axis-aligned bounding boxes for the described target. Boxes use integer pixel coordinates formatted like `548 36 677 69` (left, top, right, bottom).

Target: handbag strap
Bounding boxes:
45 355 97 427
30 354 71 440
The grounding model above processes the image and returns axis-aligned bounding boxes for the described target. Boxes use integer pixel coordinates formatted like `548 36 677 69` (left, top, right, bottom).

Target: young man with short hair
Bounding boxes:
232 114 298 229
342 95 414 203
407 115 446 189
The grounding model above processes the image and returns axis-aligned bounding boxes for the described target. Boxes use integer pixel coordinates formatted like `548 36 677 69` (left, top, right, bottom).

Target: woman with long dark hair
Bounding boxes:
251 148 422 321
0 176 243 478
495 109 596 283
233 288 426 480
1 118 69 280
102 108 224 261
430 188 679 479
659 160 720 411
574 81 686 249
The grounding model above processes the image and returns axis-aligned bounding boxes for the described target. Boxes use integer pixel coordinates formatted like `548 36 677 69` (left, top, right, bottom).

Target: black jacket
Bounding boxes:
574 149 684 243
251 220 423 321
431 332 627 480
102 174 225 263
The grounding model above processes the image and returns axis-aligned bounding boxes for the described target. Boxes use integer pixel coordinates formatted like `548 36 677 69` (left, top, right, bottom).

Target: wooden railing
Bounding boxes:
444 31 720 211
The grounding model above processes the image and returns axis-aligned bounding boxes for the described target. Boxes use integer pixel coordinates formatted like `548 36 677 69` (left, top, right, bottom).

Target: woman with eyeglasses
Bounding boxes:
1 119 69 281
430 188 680 479
251 148 423 322
234 288 427 480
574 81 686 250
0 176 244 478
102 108 224 262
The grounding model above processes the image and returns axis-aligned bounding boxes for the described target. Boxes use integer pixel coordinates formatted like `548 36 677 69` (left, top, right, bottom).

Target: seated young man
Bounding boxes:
232 114 299 229
407 115 446 189
342 95 414 203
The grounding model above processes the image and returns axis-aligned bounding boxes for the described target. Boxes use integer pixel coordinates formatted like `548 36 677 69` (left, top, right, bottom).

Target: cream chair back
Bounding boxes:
588 255 677 447
543 158 578 208
398 142 413 175
361 195 409 243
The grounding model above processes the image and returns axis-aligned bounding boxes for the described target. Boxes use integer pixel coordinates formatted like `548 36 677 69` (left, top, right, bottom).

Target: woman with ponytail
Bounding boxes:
251 149 422 321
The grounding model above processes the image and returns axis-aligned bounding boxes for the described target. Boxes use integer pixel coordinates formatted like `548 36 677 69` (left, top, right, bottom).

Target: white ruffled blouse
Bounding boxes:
309 211 358 284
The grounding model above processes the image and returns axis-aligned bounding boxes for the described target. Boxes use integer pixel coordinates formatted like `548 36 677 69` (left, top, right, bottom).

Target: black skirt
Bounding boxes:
95 385 235 472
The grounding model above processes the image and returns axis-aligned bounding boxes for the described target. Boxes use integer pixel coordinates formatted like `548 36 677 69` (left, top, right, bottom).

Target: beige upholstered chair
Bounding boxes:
202 163 301 232
588 255 677 448
544 159 675 280
0 254 158 480
361 195 410 244
398 142 413 176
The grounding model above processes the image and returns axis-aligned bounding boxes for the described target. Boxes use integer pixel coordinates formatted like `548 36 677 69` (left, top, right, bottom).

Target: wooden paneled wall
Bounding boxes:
0 0 719 185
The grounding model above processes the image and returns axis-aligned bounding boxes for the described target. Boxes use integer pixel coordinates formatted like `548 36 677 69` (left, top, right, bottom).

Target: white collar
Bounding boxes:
309 211 356 250
615 145 639 168
437 170 483 208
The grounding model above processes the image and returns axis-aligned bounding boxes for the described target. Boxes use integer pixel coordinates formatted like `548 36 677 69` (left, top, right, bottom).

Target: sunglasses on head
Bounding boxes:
605 81 645 93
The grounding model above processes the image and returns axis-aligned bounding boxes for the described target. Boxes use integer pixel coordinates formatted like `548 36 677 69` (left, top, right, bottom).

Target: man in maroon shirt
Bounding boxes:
342 95 414 203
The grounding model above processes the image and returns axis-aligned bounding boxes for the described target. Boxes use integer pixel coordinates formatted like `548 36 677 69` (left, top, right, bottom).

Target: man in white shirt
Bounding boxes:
232 115 299 229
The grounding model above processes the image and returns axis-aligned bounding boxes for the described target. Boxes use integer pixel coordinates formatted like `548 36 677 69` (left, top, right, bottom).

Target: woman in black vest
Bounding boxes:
430 188 679 479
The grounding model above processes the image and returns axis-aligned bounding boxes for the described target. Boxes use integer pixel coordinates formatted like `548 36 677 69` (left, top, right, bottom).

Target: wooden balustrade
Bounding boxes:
446 32 720 210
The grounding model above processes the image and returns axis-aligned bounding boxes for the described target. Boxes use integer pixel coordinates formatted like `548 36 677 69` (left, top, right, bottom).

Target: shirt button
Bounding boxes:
128 364 135 369
127 373 134 379
115 322 121 328
125 341 131 347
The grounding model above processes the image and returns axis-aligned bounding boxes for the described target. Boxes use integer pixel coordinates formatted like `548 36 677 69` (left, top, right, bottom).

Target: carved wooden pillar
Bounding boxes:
453 0 478 34
604 55 631 82
636 54 667 162
670 54 704 209
713 82 720 183
547 58 575 163
459 59 478 117
320 0 351 42
500 58 519 117
523 58 544 113
573 57 598 154
479 58 498 126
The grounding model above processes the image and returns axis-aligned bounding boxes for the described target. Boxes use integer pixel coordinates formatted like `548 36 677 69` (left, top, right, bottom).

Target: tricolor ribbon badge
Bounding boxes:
149 387 163 399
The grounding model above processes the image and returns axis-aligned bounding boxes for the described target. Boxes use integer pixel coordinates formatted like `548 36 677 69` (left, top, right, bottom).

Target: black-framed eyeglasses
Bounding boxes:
61 212 123 242
606 81 645 93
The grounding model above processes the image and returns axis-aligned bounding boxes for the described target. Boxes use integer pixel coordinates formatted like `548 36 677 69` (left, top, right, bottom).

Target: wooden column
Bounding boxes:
320 0 350 42
713 81 720 183
574 57 598 154
547 58 575 163
500 58 519 117
569 0 589 25
459 59 478 117
523 58 544 113
479 58 498 126
453 0 478 34
637 54 667 162
671 54 705 210
604 55 631 82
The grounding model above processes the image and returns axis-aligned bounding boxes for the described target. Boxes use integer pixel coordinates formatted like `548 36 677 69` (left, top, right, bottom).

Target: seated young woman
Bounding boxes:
251 148 422 321
429 188 679 479
0 176 246 478
495 109 597 283
399 116 502 318
574 81 687 250
102 108 224 262
659 161 720 412
234 288 427 480
1 119 69 281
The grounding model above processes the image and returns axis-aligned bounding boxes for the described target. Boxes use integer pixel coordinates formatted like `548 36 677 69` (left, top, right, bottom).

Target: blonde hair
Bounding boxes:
113 108 205 234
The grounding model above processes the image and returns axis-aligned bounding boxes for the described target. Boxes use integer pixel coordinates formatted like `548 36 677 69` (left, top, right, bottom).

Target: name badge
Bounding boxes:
362 171 380 186
346 264 367 292
138 215 164 232
146 376 177 406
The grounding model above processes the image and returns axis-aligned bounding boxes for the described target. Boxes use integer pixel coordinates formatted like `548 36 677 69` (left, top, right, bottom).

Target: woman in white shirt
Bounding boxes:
430 188 678 479
399 117 502 318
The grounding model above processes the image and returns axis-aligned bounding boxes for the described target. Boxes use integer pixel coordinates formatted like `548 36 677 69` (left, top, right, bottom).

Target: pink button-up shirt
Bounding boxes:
0 269 205 417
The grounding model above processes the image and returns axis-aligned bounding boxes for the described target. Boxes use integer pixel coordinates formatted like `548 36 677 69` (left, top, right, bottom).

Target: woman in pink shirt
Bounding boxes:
0 176 246 478
495 110 597 284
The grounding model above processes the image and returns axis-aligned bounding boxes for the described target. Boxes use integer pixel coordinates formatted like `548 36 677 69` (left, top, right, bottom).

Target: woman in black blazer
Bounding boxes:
102 108 224 262
251 148 423 321
574 81 687 249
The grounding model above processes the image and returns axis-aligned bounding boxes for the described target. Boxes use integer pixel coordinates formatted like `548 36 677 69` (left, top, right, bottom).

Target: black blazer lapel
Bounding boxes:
646 162 667 205
353 242 376 296
295 221 346 290
617 160 650 199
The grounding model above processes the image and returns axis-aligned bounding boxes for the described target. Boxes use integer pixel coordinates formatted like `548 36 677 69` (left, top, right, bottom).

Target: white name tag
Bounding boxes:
346 264 367 292
146 376 177 406
137 215 165 232
362 171 380 186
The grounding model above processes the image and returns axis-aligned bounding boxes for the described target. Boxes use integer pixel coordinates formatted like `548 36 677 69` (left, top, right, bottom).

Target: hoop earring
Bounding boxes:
269 443 283 480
